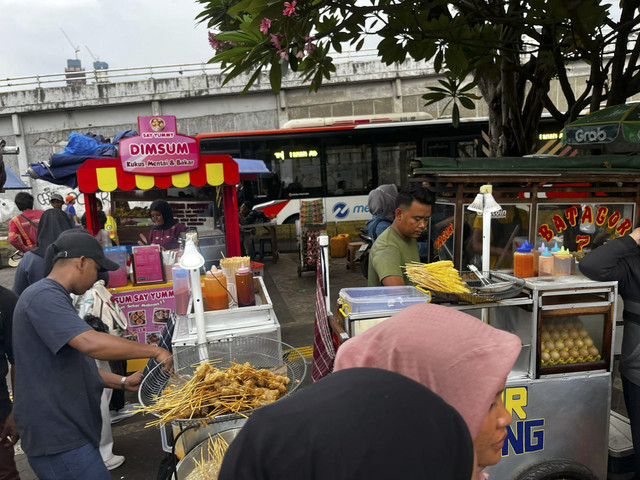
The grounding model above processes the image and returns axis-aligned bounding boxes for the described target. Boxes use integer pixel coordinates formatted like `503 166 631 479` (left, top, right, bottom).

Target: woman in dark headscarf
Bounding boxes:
142 200 187 250
218 368 475 480
13 209 74 294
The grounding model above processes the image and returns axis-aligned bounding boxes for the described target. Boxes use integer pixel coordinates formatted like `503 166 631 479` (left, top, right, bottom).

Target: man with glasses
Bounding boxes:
368 183 434 287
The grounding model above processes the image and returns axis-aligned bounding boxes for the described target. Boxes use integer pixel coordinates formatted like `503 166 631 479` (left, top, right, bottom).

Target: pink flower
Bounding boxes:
283 0 296 17
270 33 282 50
208 32 224 52
304 36 315 54
295 49 305 59
260 18 272 34
280 51 289 60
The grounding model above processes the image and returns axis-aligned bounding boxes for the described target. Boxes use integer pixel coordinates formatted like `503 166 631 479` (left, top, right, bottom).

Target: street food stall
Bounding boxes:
327 155 638 478
407 155 635 478
77 115 243 357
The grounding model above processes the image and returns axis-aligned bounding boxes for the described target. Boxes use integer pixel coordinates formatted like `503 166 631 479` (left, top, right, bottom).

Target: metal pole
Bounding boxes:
319 235 331 314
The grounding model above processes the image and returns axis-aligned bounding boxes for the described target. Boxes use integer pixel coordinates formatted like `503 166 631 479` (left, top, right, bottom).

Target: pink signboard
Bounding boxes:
112 286 175 345
120 115 199 175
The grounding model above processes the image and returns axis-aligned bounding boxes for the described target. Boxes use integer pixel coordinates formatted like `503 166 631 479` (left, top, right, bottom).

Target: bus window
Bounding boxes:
270 146 323 197
376 142 416 187
325 144 372 195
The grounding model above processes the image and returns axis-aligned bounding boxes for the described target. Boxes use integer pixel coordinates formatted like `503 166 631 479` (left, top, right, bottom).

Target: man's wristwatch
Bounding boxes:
120 376 127 391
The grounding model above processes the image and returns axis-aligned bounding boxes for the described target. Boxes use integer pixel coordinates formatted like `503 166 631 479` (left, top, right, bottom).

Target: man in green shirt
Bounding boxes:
368 183 434 286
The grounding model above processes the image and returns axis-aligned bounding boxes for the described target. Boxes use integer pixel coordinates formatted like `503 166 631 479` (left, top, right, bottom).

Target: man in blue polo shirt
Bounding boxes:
13 230 171 479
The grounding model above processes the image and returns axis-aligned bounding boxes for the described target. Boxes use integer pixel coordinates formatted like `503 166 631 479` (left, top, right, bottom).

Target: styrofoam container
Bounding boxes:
339 286 431 315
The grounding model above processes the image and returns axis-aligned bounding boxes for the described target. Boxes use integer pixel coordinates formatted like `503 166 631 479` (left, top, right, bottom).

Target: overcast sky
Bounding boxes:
0 0 623 80
0 0 213 79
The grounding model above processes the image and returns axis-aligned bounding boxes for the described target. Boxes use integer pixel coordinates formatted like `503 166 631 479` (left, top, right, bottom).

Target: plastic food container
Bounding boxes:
339 286 431 315
104 246 128 288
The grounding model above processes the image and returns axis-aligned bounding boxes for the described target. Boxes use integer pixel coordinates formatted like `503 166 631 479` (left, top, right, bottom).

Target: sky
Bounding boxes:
0 0 623 81
0 0 214 79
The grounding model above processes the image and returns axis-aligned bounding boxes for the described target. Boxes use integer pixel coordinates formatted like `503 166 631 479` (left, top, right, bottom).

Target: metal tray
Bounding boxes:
429 271 525 304
139 336 307 426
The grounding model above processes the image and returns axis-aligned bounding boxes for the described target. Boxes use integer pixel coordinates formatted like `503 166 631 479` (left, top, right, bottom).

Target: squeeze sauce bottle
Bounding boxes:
235 263 256 307
533 242 546 276
538 248 554 276
513 240 534 278
553 247 572 276
550 242 561 255
204 266 229 311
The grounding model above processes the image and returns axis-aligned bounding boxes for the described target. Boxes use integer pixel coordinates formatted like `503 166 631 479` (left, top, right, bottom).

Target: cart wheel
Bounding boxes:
297 265 302 277
514 460 598 480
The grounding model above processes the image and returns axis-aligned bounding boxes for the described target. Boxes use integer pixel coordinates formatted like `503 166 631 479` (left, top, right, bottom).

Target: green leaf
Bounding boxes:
269 60 282 92
434 50 443 73
459 96 476 110
452 104 460 128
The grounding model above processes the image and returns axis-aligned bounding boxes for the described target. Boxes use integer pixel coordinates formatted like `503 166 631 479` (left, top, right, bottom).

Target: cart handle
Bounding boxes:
415 286 433 302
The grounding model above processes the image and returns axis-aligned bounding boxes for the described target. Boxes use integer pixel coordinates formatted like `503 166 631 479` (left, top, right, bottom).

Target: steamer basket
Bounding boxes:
139 336 307 426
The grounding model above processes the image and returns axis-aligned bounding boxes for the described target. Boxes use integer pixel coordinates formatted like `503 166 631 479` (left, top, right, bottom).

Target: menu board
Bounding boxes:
132 244 164 285
111 286 175 345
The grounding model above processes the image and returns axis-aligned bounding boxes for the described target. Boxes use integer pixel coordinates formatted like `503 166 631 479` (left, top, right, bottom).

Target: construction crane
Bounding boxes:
85 45 100 62
60 28 80 59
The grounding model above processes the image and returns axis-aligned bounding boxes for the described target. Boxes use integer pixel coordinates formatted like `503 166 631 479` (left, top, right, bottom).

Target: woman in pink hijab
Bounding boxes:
334 303 521 478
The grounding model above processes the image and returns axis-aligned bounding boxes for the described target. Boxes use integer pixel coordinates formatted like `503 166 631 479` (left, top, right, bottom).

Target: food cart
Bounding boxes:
329 156 638 478
77 115 243 358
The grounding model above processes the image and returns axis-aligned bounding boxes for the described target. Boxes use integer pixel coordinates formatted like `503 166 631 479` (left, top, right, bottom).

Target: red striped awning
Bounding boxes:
76 154 239 193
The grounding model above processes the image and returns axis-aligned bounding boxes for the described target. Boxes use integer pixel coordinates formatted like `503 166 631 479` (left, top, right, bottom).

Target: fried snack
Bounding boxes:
404 261 470 293
185 434 229 480
139 361 290 426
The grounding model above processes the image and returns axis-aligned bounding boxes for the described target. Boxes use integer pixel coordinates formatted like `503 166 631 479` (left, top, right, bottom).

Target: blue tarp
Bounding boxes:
4 166 29 189
234 158 270 174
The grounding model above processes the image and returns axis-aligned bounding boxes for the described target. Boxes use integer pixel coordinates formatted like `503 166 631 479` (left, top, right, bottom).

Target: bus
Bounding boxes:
197 114 491 224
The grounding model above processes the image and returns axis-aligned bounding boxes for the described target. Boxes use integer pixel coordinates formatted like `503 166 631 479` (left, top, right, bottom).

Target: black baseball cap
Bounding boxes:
50 193 64 202
47 230 120 273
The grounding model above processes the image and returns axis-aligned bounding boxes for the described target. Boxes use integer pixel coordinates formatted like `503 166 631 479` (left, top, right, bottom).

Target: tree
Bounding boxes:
197 0 640 156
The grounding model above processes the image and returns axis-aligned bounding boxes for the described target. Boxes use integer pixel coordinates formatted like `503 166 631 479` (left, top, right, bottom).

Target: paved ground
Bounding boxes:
0 251 367 479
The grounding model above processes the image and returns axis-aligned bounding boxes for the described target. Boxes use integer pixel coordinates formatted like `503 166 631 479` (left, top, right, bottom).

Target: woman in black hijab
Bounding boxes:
142 200 187 250
218 368 475 480
13 209 74 295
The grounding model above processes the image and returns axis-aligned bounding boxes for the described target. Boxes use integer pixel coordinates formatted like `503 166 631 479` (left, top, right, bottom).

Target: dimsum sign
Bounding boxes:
537 205 632 252
120 115 199 175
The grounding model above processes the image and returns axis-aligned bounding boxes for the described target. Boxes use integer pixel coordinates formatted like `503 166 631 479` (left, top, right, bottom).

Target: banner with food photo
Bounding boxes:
111 286 175 344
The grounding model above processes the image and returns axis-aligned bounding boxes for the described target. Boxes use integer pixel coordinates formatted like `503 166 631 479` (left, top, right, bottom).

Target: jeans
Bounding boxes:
622 374 640 478
28 442 110 480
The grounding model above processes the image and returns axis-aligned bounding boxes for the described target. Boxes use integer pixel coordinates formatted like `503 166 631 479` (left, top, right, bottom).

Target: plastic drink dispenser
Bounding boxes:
538 248 554 276
554 247 572 276
204 266 229 311
172 266 190 315
513 240 534 278
235 263 256 307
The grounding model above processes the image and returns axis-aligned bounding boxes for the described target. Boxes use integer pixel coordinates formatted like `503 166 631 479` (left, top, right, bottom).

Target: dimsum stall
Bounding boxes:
400 155 637 478
78 115 243 359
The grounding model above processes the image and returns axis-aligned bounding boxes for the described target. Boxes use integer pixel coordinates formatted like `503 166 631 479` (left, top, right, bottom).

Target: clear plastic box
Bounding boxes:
339 286 431 315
